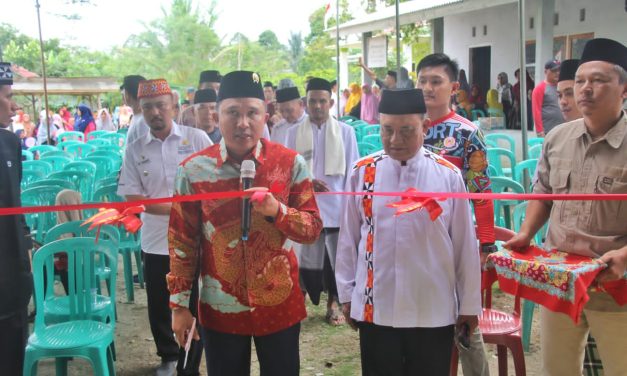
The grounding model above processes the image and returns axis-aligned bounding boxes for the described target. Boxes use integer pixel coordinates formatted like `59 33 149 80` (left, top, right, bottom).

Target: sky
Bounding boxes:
0 0 332 50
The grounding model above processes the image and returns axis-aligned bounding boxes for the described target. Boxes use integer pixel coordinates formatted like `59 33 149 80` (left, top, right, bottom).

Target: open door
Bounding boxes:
469 46 492 94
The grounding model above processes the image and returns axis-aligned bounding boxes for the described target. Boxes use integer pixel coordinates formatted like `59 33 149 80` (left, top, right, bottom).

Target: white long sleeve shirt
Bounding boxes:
336 148 482 328
285 120 359 227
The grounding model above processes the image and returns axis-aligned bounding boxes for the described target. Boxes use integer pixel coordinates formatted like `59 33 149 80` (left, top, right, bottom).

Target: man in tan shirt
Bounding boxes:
505 38 627 376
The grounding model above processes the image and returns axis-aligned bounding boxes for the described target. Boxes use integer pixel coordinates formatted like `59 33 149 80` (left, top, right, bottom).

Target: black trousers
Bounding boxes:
0 307 28 376
359 322 454 376
201 323 300 376
143 252 203 375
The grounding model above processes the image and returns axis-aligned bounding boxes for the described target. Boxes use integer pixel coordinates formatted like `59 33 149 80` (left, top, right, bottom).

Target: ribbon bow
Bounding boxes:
82 205 145 242
385 188 445 221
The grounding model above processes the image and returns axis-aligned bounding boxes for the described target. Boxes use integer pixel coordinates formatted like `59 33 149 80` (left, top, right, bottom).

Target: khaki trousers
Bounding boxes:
540 292 627 376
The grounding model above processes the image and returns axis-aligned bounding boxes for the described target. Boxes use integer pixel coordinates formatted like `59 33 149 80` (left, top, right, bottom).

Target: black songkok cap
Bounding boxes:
199 70 221 84
306 77 332 93
580 38 627 71
378 89 426 115
330 79 337 86
275 87 301 103
194 88 217 104
387 70 398 80
558 59 580 82
120 75 146 98
0 62 13 85
217 71 264 102
263 81 274 88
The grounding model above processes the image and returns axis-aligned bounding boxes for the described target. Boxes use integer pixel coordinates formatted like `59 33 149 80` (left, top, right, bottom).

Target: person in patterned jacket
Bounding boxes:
167 71 322 376
417 53 496 376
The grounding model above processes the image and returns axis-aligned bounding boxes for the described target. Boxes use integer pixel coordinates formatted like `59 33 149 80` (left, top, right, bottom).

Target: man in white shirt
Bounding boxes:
121 75 149 145
336 88 481 375
286 77 359 325
118 78 211 376
271 86 306 147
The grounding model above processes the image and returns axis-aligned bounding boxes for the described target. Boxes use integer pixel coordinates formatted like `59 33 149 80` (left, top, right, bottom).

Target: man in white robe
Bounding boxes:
336 88 482 374
286 77 359 325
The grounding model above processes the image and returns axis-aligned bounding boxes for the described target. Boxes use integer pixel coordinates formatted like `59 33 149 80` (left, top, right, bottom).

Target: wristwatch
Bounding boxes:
481 243 498 254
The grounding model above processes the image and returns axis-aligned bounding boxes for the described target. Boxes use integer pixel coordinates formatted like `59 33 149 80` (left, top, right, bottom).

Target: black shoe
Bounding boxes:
156 360 177 376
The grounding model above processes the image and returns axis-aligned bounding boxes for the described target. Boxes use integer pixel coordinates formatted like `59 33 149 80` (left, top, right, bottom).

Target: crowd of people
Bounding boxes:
0 36 626 376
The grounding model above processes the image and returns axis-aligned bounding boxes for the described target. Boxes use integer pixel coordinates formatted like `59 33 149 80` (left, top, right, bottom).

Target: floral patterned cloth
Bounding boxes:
486 246 627 323
167 139 322 336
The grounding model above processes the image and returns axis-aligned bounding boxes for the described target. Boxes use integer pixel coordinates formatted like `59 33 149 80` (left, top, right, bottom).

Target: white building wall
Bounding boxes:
442 0 627 89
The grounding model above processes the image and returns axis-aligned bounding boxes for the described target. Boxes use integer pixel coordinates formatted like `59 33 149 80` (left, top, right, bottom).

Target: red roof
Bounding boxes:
11 64 39 78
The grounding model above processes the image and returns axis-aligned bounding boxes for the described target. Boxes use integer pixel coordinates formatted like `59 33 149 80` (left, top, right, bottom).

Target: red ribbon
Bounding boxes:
3 190 627 217
82 205 145 241
385 188 444 220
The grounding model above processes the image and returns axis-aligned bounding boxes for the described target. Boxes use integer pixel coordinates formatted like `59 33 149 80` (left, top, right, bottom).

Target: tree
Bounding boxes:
258 30 280 49
287 32 303 73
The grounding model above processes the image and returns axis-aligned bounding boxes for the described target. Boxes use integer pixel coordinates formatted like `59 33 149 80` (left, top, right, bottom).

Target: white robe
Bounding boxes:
336 148 482 328
271 112 307 147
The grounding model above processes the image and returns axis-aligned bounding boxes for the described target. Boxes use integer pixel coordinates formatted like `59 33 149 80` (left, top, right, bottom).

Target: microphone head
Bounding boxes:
240 159 256 179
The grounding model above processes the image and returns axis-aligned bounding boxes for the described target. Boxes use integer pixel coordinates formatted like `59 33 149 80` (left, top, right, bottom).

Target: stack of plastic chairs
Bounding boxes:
57 140 83 151
513 159 539 193
23 237 118 376
48 170 95 201
21 185 66 245
490 176 525 229
58 131 85 142
66 143 97 159
22 149 35 161
487 147 516 178
485 133 516 156
29 145 57 159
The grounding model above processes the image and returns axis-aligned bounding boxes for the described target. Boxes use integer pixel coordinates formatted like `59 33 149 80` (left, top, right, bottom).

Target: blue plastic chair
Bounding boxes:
42 223 119 324
487 147 516 178
23 160 53 176
485 133 516 156
23 149 35 161
57 131 85 142
471 109 486 121
490 177 525 229
66 143 97 159
513 159 539 192
357 142 380 157
528 144 543 159
23 237 117 376
48 170 95 201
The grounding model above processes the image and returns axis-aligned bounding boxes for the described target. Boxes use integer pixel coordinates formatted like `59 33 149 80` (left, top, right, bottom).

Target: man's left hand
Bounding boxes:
456 315 479 334
597 248 627 283
246 187 280 218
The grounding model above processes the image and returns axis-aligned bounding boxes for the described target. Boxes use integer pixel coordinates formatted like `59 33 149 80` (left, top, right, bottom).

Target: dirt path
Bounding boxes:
32 266 542 375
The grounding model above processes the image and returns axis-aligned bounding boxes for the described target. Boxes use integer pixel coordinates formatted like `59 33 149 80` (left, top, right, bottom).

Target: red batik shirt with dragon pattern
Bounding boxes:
167 139 322 336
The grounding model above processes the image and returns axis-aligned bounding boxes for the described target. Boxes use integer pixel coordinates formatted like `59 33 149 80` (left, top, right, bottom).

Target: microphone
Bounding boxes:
240 160 256 241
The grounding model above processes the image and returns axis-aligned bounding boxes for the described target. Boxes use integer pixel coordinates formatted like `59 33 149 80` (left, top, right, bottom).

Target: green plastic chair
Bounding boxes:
362 134 382 149
42 223 119 324
527 137 544 149
487 164 499 177
87 138 111 147
48 170 95 201
100 133 126 148
87 130 111 140
485 133 516 156
490 177 525 229
485 139 498 148
56 140 83 151
117 128 129 135
513 159 539 192
27 179 77 191
21 185 65 245
95 177 119 192
456 108 468 119
29 145 57 158
512 201 549 352
362 124 380 136
66 143 97 159
23 160 53 177
41 150 74 160
471 109 486 120
23 237 117 376
40 156 73 172
487 108 505 117
528 144 543 159
95 144 123 156
22 170 45 190
487 147 516 177
64 160 98 177
23 149 35 161
357 142 380 157
58 131 85 142
339 115 358 123
85 151 122 172
82 156 115 181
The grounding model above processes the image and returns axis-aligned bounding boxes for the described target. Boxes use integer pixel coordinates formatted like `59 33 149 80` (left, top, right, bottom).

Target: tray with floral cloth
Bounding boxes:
485 246 627 323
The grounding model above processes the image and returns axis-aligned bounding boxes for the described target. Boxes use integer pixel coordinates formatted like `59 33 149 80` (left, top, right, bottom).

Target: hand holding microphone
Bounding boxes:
240 160 281 241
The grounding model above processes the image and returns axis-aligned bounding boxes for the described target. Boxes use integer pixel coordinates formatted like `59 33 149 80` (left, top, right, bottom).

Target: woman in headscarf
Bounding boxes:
96 108 117 131
75 104 96 137
496 72 514 128
469 84 486 112
513 68 535 130
344 83 362 116
52 114 65 142
397 67 415 89
360 84 380 124
458 69 471 93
